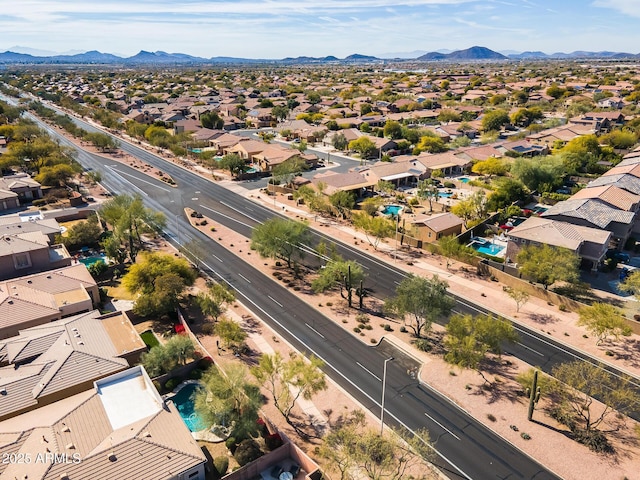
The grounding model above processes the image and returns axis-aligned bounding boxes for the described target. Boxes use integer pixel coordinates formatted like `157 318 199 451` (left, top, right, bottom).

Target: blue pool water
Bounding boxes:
472 242 505 256
172 384 208 432
191 148 203 153
381 205 402 216
79 254 107 267
438 192 453 198
459 177 470 183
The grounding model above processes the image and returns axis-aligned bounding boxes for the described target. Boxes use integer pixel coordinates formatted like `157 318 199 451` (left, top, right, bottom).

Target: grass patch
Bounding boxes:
140 330 160 349
104 283 136 301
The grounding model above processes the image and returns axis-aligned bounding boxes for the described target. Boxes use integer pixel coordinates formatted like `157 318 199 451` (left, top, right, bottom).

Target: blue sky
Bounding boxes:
0 0 639 58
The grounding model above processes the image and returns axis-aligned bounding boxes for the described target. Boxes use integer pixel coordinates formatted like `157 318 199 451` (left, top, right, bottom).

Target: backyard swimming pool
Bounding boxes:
381 205 402 216
78 254 107 267
470 240 505 256
459 177 470 183
171 383 208 432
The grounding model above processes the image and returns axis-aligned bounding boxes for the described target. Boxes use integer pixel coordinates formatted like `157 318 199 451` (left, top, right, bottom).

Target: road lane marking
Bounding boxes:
108 166 171 191
305 323 325 339
425 413 461 441
517 342 544 357
220 200 263 225
199 204 255 229
238 273 251 283
268 295 283 307
356 362 381 382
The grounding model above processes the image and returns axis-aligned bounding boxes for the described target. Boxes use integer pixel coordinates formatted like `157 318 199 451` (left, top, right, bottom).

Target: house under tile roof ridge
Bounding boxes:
0 367 206 480
587 173 640 195
541 198 635 229
0 310 141 421
571 184 640 212
508 216 611 251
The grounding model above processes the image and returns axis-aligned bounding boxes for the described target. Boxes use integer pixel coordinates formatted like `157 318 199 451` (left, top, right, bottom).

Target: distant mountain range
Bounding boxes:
0 46 639 65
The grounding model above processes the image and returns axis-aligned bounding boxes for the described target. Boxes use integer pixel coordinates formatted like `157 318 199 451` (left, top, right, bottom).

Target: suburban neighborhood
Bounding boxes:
1 42 640 480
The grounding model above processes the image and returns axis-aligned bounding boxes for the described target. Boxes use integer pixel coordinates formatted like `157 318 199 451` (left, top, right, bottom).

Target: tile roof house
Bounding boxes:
0 309 145 421
0 173 42 204
540 198 634 245
0 264 99 340
0 366 207 480
0 225 72 281
506 216 611 270
407 213 464 245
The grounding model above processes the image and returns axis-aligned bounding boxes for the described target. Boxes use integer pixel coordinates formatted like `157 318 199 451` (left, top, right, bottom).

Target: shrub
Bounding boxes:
33 199 47 207
521 432 531 440
264 432 283 451
164 378 180 392
383 324 392 331
233 439 264 466
326 301 333 307
213 456 229 476
399 326 407 333
370 338 377 343
355 313 370 324
353 327 361 333
444 181 455 188
414 339 431 352
88 260 108 277
225 436 237 453
487 413 496 422
210 226 216 232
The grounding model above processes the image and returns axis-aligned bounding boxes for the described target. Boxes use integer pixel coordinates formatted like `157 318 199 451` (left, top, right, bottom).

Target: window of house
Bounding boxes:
13 253 31 269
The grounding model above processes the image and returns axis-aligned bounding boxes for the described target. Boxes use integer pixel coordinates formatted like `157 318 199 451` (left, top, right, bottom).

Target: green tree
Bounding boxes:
329 190 356 219
140 334 196 376
271 105 289 122
510 156 564 193
251 218 312 269
218 153 248 178
383 120 403 139
349 137 377 159
319 410 433 480
414 134 447 154
215 318 248 351
84 131 119 151
100 193 166 262
200 111 224 130
486 178 527 211
416 179 439 212
251 352 327 430
384 275 453 338
551 361 640 452
505 287 530 312
122 252 196 316
196 282 236 321
351 212 395 250
34 163 76 186
600 129 638 150
60 215 102 250
332 132 348 151
481 109 510 132
471 157 507 177
438 235 474 268
444 314 518 381
312 259 364 293
194 363 262 438
620 269 640 296
577 302 632 345
271 155 308 186
517 244 579 289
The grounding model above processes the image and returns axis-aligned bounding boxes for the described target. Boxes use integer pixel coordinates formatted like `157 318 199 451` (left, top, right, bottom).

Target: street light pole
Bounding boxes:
380 357 394 435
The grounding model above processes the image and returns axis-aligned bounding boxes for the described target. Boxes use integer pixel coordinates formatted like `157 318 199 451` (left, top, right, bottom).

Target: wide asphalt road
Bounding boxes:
37 105 639 400
14 103 568 479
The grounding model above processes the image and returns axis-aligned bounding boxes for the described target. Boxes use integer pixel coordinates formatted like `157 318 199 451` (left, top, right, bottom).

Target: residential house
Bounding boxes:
526 124 594 147
0 366 207 480
540 198 635 247
0 264 99 339
407 213 464 246
413 151 473 176
311 171 376 196
587 173 640 196
0 173 42 203
506 216 611 270
0 309 145 421
495 139 549 157
246 108 273 128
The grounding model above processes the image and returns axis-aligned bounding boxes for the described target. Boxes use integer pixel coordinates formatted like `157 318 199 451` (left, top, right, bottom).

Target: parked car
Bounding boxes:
607 250 630 264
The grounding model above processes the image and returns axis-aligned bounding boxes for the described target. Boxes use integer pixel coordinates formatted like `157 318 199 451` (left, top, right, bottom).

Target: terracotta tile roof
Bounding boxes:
571 185 640 212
